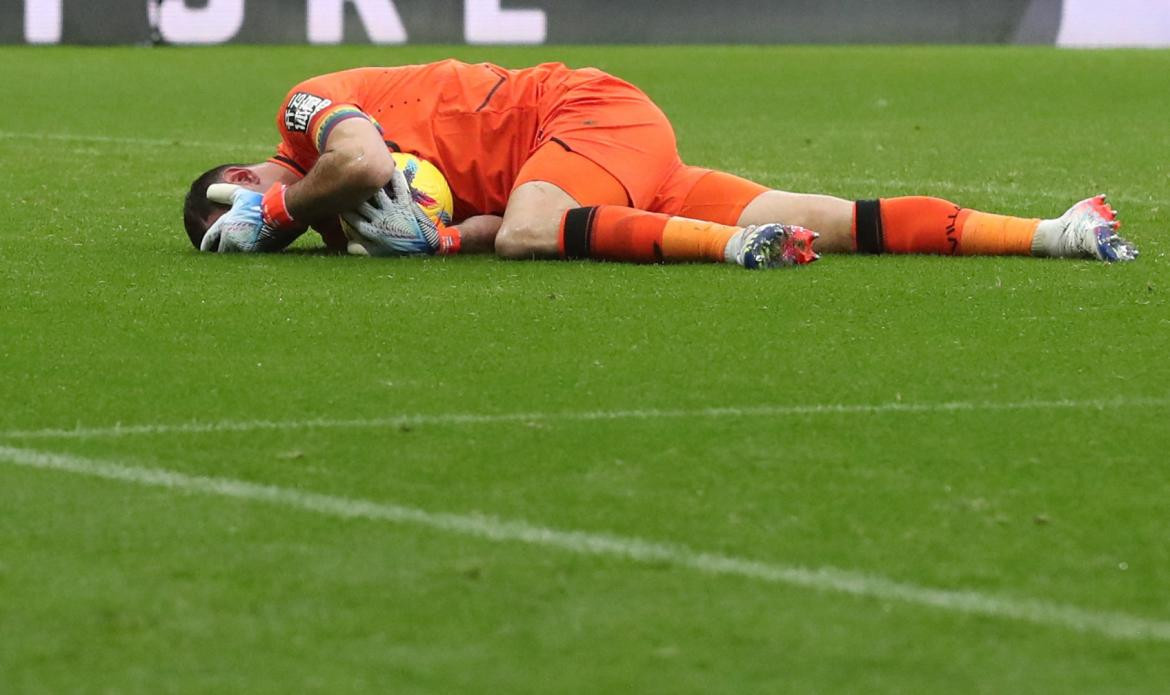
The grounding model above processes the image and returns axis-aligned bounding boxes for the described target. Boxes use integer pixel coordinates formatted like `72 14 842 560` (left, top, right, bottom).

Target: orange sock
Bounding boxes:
853 197 1039 256
560 206 739 263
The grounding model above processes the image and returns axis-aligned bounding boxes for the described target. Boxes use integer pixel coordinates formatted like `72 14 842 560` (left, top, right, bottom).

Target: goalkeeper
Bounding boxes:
184 59 1137 269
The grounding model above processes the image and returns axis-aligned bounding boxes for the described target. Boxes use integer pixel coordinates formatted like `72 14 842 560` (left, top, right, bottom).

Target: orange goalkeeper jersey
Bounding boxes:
269 59 624 220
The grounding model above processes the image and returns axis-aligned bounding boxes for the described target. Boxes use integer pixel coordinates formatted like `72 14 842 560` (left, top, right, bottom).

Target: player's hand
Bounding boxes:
200 184 286 253
341 168 440 256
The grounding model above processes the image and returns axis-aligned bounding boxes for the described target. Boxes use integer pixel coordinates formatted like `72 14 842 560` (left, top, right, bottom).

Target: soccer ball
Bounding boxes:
342 152 454 256
389 152 454 226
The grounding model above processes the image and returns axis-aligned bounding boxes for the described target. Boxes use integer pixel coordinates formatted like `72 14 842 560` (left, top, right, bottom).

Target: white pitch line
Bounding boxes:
2 396 1167 442
1 443 1167 642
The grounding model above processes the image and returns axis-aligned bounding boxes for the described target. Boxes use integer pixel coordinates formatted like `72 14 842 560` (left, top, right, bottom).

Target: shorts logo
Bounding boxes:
284 92 333 133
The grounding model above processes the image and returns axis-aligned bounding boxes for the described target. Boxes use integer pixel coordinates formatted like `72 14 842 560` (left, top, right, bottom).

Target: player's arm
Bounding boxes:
227 84 444 256
282 118 395 221
449 215 504 254
204 114 412 254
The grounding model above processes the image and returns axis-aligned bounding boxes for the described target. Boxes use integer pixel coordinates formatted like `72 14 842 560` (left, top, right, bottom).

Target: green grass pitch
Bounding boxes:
2 44 1169 692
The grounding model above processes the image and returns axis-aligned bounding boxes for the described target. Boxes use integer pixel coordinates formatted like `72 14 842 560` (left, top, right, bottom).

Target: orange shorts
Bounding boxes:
512 76 768 226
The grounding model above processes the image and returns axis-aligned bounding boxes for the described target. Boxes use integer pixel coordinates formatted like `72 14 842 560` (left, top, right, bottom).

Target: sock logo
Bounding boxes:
284 92 333 133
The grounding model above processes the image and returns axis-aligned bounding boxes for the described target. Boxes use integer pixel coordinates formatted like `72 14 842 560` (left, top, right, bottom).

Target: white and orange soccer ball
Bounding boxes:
342 152 454 255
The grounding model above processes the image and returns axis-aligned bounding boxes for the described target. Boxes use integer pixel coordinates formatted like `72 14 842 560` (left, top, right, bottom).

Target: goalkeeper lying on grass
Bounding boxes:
184 59 1138 269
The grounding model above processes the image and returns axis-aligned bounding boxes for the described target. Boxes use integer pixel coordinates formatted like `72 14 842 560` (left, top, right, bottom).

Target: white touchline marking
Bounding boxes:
2 396 1167 441
1 443 1167 642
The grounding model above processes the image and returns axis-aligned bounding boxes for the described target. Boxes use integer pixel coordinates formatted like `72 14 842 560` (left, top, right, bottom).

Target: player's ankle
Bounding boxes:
724 228 747 264
1030 218 1061 257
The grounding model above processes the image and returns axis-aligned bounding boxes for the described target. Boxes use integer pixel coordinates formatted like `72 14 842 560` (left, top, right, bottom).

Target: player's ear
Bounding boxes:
223 166 261 185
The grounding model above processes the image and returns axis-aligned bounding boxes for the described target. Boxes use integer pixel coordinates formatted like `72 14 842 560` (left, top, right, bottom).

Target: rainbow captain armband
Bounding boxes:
310 104 381 153
260 182 296 230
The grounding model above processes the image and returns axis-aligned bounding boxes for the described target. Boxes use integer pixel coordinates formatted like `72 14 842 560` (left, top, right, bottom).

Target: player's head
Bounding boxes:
182 162 290 249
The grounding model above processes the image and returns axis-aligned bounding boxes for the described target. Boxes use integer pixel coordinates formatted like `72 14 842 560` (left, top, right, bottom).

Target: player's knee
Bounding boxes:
494 223 535 259
495 219 558 259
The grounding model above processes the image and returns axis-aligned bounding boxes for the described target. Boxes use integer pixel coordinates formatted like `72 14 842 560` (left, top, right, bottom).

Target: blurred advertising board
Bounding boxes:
4 0 1169 46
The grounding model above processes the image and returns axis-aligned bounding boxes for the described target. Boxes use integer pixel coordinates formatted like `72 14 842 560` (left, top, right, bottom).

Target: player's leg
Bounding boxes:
494 143 629 259
736 190 855 252
497 98 819 267
650 167 853 254
843 195 1135 261
496 150 817 267
738 190 1044 256
494 181 578 259
679 170 1136 261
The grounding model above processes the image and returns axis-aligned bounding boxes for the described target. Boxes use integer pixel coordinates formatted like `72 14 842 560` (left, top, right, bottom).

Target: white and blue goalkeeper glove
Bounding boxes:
341 167 440 256
200 184 289 253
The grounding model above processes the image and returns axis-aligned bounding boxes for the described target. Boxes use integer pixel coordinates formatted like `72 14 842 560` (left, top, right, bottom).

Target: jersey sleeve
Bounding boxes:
267 76 381 176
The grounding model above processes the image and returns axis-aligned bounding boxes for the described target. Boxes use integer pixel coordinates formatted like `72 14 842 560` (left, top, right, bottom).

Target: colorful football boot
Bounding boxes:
1035 195 1138 262
737 224 820 269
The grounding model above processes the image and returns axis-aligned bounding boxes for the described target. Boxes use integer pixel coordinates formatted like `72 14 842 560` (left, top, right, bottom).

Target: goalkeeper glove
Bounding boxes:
200 183 297 253
341 167 440 256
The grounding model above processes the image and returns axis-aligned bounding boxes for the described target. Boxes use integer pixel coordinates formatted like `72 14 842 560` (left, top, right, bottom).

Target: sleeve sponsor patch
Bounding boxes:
284 92 333 133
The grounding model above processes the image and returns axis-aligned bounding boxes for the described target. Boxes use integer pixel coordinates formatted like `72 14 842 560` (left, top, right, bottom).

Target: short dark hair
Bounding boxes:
183 163 244 249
